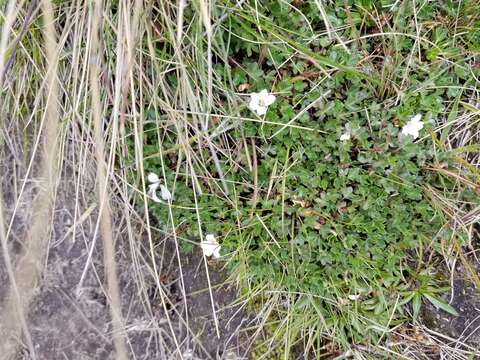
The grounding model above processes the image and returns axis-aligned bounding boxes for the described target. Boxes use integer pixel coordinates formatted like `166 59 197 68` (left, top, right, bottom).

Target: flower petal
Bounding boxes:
340 132 351 141
160 184 172 201
201 242 216 257
258 89 269 97
212 246 221 259
411 114 422 123
148 182 158 194
256 106 267 116
248 97 259 112
250 91 260 102
264 93 276 106
148 172 160 184
201 234 221 258
205 234 216 242
148 183 162 203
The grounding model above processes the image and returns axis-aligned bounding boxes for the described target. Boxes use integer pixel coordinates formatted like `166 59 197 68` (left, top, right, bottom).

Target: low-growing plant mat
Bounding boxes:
0 0 479 359
141 0 480 357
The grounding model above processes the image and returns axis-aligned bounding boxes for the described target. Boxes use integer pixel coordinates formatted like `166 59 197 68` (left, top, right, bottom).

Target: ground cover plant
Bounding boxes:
141 0 480 357
0 0 479 359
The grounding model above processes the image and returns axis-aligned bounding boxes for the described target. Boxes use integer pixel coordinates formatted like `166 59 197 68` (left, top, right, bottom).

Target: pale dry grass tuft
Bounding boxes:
0 0 61 358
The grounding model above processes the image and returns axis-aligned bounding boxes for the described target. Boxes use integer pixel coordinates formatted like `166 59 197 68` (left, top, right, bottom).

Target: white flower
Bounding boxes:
401 114 424 139
340 132 351 141
200 234 221 258
339 124 353 141
348 294 361 301
248 89 276 116
147 172 171 202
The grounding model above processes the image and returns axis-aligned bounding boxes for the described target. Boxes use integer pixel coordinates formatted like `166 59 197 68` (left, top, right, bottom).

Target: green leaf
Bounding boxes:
423 293 459 316
412 293 421 319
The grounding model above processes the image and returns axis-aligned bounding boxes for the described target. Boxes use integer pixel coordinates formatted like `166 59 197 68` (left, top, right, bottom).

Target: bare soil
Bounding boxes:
421 262 480 347
0 153 250 359
158 243 251 359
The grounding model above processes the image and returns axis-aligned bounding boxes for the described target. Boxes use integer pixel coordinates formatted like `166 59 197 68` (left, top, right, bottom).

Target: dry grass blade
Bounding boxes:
89 0 129 359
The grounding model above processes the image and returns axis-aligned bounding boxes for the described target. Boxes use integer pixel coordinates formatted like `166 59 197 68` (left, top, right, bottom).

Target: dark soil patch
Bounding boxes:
158 241 252 359
421 262 480 347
